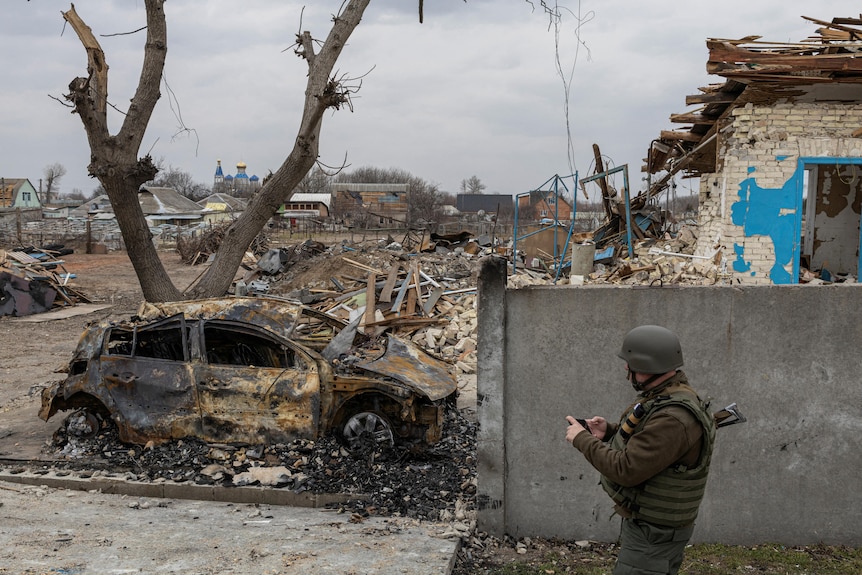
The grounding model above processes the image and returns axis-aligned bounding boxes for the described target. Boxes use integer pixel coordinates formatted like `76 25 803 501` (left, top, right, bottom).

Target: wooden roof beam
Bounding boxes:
660 130 703 143
685 92 737 105
669 112 717 125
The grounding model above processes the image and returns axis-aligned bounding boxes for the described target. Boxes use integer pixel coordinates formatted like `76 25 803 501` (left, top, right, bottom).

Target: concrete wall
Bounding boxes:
695 101 862 285
476 257 862 546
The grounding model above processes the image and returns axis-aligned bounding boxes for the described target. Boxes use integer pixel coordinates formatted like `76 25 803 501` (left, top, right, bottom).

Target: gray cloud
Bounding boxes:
1 1 857 199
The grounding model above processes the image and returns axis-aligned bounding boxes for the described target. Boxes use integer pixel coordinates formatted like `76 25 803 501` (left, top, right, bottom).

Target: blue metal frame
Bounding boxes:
513 173 578 279
580 165 633 259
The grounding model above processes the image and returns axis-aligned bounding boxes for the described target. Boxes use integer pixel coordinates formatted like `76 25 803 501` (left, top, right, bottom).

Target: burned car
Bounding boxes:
40 297 457 450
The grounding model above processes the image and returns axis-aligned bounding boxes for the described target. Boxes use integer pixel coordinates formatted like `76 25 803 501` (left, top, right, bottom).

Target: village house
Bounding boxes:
331 183 408 228
0 178 43 230
646 15 862 285
197 193 246 224
0 178 42 210
279 192 332 227
515 189 573 223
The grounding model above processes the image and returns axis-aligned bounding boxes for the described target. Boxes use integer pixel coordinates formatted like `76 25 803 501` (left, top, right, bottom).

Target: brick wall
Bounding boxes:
695 101 862 284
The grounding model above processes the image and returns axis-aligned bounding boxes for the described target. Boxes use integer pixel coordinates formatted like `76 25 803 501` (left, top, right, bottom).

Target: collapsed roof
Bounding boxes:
645 15 862 184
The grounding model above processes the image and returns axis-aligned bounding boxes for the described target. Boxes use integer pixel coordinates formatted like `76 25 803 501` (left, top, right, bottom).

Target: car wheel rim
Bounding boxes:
65 409 100 439
343 412 394 450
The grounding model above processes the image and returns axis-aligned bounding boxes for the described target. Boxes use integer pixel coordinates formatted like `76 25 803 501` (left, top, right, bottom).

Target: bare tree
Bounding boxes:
42 163 67 204
407 179 444 229
296 166 332 195
460 175 486 195
149 165 208 200
335 166 413 184
60 0 370 301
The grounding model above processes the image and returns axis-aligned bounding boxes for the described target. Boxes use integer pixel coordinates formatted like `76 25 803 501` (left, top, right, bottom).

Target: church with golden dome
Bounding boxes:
213 159 261 196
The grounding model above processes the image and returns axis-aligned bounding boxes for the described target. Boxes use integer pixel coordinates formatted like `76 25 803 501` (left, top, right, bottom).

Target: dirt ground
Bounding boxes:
0 250 210 464
0 251 204 408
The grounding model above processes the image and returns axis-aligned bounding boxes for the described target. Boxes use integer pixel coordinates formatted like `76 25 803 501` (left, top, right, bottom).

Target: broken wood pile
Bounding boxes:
176 222 270 265
270 250 481 378
0 247 91 317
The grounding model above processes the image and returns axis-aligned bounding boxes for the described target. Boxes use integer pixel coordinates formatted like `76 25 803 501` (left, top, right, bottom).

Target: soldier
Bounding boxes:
565 325 716 575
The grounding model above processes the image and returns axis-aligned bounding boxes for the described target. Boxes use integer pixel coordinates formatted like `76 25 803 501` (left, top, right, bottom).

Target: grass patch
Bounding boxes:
460 543 862 575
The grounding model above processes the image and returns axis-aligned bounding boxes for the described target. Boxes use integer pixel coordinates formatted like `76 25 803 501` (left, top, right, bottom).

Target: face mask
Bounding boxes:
627 367 661 392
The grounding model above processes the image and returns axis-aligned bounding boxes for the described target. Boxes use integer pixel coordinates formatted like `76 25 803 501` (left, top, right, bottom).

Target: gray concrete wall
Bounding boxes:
476 257 862 546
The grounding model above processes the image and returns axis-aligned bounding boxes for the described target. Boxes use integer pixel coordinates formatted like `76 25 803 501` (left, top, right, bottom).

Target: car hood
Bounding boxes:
356 334 456 401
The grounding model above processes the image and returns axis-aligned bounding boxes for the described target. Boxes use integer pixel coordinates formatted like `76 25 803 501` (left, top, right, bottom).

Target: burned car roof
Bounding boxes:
40 296 457 450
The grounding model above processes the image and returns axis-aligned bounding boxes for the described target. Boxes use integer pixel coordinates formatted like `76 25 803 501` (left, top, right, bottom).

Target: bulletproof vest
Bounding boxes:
600 381 716 527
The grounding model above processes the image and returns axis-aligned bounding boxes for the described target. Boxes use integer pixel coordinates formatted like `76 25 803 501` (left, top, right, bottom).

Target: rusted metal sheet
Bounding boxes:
356 335 456 401
0 271 57 316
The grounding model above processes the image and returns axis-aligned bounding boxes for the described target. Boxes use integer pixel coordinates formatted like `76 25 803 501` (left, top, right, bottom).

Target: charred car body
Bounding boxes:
40 297 457 450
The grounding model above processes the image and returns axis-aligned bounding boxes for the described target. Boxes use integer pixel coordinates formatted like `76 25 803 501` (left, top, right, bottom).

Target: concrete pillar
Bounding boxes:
476 255 507 537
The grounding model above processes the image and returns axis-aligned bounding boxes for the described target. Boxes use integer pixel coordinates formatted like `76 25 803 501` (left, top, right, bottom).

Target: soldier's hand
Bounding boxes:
586 416 608 440
565 415 586 443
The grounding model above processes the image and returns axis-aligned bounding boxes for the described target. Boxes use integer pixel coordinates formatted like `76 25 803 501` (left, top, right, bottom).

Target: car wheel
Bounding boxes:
64 408 101 439
342 411 394 452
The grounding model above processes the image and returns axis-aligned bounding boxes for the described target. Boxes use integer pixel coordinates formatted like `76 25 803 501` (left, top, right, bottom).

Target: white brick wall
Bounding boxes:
695 100 862 284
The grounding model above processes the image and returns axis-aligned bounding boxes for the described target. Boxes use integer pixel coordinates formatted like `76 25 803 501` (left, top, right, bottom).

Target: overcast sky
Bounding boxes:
2 1 859 201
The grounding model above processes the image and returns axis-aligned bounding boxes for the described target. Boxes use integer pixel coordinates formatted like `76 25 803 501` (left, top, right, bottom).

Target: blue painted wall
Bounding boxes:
730 166 800 284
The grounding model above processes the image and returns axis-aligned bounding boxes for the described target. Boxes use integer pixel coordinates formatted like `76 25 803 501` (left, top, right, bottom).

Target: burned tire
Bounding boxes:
63 408 102 439
342 411 394 453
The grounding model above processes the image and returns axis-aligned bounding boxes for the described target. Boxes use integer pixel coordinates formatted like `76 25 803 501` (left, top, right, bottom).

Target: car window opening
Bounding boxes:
203 325 294 368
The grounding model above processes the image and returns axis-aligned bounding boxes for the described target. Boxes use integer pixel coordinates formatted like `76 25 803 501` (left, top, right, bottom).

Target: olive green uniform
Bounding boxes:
571 371 715 575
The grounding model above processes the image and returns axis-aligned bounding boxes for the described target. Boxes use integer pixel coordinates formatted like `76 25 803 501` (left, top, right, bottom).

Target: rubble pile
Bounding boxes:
582 228 730 286
41 404 478 524
0 245 91 316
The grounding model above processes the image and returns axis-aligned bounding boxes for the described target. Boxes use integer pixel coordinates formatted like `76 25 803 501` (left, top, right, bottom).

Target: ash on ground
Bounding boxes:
39 405 477 524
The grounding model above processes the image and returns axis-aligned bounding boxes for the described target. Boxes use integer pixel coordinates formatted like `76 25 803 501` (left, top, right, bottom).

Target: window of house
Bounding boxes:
22 192 31 202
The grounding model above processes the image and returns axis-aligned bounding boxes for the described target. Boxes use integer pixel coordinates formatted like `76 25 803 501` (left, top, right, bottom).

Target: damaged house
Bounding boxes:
331 183 408 228
647 15 862 285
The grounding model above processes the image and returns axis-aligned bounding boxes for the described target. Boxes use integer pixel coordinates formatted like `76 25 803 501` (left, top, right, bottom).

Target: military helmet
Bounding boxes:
617 325 683 374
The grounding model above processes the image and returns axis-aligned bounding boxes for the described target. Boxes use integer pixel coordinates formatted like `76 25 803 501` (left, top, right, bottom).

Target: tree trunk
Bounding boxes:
63 0 370 302
64 0 181 302
187 0 371 298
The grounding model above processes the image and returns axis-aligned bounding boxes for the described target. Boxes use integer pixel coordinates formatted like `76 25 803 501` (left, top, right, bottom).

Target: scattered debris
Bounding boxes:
41 401 478 524
0 245 91 316
175 222 270 265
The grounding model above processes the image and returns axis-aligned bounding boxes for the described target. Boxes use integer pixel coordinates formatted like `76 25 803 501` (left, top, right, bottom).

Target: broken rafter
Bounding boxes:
685 92 737 105
669 112 716 125
660 130 703 142
707 41 862 71
801 15 862 39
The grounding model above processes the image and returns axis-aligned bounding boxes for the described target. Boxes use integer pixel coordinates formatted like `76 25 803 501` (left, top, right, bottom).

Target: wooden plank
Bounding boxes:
422 286 444 316
390 268 413 314
379 264 400 303
685 92 737 106
7 251 41 265
342 257 384 275
411 261 423 313
660 130 703 143
669 113 716 125
405 285 417 316
418 269 440 288
363 272 377 329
